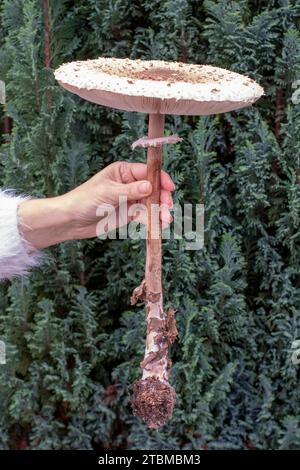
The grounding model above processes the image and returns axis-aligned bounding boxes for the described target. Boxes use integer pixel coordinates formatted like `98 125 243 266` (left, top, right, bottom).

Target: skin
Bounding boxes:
18 161 175 250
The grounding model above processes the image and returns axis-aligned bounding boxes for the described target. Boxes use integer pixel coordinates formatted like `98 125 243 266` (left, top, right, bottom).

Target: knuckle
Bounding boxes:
118 161 131 182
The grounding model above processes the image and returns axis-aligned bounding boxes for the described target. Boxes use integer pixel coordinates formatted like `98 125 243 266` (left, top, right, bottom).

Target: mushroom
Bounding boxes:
54 58 263 429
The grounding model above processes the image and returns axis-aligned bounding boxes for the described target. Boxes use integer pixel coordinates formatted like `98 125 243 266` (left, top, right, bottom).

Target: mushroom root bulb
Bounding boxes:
131 377 176 429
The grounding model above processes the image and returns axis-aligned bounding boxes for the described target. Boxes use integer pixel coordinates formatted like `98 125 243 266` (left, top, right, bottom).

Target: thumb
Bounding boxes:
115 180 152 201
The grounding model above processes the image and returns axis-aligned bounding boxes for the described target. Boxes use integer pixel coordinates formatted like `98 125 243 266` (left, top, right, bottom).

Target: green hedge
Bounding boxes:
0 0 300 450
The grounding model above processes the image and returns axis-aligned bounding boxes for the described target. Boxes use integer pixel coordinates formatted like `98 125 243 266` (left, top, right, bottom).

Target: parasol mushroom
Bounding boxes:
54 58 263 429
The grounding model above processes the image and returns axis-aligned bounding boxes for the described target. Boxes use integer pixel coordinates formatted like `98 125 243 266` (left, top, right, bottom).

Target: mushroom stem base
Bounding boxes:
131 377 176 429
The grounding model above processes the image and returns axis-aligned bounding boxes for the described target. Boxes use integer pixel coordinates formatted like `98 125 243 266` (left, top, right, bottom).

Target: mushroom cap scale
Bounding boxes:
55 57 264 115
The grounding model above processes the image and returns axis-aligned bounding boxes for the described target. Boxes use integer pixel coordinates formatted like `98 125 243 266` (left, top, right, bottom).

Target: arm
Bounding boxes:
18 196 74 250
0 162 174 280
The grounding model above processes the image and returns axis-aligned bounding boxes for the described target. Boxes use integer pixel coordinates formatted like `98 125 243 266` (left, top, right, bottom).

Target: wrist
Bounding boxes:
18 196 74 250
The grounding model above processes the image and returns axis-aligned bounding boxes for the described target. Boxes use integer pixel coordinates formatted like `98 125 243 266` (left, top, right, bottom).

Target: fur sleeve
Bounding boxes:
0 189 43 280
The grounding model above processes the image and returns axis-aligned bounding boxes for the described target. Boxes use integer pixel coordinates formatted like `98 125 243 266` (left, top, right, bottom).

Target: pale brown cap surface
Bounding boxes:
54 57 263 115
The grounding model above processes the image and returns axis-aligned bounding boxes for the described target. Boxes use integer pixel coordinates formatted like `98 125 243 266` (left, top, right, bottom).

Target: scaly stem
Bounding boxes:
143 113 167 381
131 114 177 429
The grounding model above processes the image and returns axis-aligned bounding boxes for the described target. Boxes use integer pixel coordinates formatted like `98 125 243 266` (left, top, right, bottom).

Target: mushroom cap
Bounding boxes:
54 57 263 115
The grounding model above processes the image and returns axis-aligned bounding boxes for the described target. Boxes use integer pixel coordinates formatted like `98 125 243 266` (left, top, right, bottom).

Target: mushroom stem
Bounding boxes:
130 113 177 429
145 113 164 325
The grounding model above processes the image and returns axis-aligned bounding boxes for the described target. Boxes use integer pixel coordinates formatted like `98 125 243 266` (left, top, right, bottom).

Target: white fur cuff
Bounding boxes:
0 189 42 280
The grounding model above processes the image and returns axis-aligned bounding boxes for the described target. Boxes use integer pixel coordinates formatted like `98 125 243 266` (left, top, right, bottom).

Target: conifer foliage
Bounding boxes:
0 0 300 450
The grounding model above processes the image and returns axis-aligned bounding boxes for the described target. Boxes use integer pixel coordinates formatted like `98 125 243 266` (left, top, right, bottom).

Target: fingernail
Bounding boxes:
139 181 151 194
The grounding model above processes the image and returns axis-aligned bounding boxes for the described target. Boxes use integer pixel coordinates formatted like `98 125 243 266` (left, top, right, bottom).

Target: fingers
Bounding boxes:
160 171 175 192
131 188 173 227
160 204 173 229
128 201 172 229
160 189 173 208
160 193 173 229
112 180 152 202
136 189 173 228
102 181 174 210
107 161 175 191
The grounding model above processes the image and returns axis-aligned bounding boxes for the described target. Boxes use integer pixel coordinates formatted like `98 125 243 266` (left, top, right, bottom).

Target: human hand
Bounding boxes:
19 161 175 249
65 161 175 238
